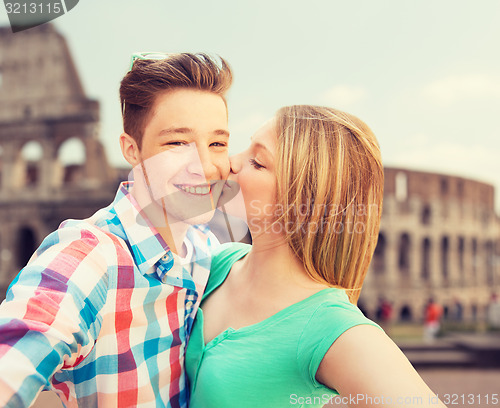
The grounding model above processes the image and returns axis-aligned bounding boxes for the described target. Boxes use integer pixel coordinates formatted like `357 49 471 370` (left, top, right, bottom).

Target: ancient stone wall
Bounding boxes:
362 167 500 324
0 24 123 299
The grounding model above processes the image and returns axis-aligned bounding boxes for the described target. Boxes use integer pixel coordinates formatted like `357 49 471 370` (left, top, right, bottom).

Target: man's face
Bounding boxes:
129 88 230 225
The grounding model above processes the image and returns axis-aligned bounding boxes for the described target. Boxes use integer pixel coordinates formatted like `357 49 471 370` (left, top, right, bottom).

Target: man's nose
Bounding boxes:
186 146 217 180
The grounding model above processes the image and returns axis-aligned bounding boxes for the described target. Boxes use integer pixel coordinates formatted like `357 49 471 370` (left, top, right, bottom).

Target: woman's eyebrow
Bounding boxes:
253 142 272 156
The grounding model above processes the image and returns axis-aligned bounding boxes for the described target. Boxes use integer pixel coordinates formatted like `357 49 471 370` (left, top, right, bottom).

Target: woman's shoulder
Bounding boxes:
307 289 377 326
297 289 381 349
297 289 382 387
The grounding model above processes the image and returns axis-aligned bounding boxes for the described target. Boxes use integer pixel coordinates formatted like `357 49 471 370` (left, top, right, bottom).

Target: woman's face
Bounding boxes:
228 119 278 235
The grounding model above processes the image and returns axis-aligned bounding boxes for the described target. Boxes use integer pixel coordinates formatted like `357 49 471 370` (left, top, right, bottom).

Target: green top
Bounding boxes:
186 243 381 407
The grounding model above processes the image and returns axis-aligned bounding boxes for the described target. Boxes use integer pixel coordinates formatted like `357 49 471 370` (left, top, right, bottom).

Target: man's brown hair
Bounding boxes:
120 53 233 148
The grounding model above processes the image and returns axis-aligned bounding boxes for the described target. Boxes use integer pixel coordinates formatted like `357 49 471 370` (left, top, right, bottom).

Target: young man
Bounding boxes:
0 53 232 408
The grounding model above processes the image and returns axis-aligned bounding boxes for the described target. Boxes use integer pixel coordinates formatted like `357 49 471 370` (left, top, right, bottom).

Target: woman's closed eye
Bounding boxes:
249 158 265 170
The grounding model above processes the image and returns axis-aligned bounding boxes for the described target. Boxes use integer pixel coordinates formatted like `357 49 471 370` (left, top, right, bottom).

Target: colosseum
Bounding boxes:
361 167 500 323
1 24 499 325
0 24 125 299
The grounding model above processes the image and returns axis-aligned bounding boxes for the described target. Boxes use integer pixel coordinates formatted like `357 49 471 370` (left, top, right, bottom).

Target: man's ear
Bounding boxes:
120 133 141 166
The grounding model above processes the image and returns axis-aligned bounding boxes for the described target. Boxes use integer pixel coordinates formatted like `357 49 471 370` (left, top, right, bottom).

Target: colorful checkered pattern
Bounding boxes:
0 182 216 408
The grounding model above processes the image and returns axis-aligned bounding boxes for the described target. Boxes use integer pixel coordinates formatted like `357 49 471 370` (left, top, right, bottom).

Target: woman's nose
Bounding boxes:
229 153 243 174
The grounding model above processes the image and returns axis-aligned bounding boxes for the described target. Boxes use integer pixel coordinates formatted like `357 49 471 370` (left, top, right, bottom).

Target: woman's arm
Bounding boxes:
316 325 447 408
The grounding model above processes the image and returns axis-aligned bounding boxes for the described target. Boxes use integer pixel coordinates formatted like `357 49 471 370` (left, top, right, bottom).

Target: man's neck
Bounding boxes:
129 183 190 257
156 221 190 258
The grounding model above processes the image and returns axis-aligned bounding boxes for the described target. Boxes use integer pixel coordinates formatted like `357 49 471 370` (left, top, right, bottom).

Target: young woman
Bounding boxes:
185 105 447 407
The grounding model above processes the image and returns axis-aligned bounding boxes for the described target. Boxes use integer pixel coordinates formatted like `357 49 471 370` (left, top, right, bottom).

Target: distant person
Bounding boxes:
376 297 393 333
452 298 463 322
185 106 448 407
424 298 443 343
0 53 234 408
487 292 500 329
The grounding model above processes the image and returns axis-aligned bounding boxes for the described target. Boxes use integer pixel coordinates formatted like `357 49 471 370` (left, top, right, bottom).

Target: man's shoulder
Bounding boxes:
61 199 128 242
5 219 127 301
35 216 128 263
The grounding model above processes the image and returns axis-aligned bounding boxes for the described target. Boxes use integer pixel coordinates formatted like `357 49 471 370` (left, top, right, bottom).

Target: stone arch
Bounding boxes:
485 240 494 285
372 232 386 274
421 237 431 281
15 225 38 270
457 180 464 197
11 140 44 189
471 238 478 283
421 204 431 225
441 236 449 283
440 177 448 195
398 233 411 274
0 144 3 189
399 304 413 322
22 141 43 186
56 137 87 185
395 172 408 202
458 236 465 285
496 240 500 285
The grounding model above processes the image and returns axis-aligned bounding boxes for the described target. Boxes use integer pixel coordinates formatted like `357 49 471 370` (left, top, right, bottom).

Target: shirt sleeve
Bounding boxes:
297 293 382 391
0 225 109 408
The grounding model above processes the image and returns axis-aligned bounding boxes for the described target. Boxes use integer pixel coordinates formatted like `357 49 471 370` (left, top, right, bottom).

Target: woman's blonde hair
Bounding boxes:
275 105 383 304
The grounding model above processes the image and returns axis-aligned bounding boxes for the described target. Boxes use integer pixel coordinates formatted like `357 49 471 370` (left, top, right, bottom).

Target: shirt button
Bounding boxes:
186 301 194 309
161 254 170 262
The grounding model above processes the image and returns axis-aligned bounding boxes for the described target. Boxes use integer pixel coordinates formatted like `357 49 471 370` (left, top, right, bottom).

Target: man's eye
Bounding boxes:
249 158 265 170
210 142 227 147
165 141 187 146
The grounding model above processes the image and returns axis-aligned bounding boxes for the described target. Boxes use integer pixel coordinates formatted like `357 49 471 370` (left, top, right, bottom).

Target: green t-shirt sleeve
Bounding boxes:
204 242 251 300
297 291 382 391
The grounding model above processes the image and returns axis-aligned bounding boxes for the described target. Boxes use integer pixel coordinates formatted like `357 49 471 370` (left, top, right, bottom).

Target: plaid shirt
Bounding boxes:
0 182 216 408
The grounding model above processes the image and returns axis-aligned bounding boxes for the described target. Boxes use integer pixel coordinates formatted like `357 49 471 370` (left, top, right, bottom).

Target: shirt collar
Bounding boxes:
112 181 172 276
112 182 215 277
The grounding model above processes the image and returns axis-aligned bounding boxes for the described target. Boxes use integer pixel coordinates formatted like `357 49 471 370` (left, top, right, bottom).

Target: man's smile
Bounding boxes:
174 183 213 195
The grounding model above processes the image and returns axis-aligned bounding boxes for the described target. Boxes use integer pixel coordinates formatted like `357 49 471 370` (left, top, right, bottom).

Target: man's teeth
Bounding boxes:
178 185 211 194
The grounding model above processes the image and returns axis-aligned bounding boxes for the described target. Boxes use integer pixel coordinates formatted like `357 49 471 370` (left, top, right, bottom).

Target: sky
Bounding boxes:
1 0 500 208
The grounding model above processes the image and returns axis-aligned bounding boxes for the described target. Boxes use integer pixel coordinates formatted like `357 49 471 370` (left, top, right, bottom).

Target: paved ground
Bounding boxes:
396 332 500 369
321 368 500 407
31 332 500 407
419 369 500 407
32 368 500 407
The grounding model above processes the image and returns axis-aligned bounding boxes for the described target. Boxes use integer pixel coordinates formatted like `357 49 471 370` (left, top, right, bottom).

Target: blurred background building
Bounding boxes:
361 168 500 324
0 24 127 299
1 24 499 326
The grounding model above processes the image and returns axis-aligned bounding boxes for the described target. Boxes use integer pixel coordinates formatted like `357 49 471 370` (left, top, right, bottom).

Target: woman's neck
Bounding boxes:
240 231 320 290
